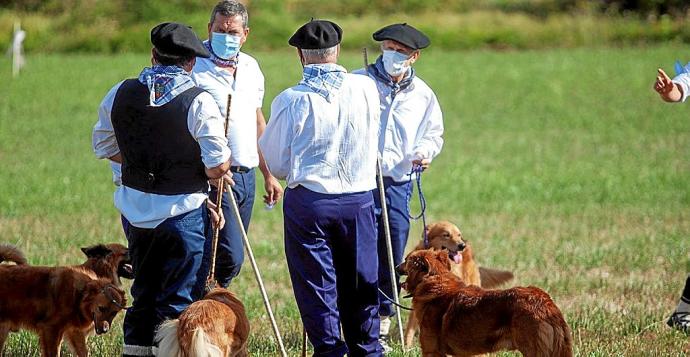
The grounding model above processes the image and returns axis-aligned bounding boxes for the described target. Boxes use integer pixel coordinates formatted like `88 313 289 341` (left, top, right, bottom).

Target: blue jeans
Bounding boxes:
122 205 208 357
374 178 412 317
197 168 255 290
284 186 382 357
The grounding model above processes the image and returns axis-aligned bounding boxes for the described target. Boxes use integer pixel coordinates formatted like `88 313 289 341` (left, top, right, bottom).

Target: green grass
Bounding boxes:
1 45 690 355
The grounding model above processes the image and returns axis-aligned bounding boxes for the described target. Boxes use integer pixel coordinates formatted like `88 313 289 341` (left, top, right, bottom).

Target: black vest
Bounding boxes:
111 79 209 195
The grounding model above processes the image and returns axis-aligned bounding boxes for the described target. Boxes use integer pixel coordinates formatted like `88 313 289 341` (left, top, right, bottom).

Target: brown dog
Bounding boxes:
155 288 250 357
0 244 131 357
0 243 134 287
0 263 127 356
398 249 572 357
78 243 134 287
404 221 514 347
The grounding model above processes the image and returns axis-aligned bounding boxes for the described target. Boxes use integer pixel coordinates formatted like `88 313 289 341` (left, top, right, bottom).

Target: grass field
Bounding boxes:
1 45 690 356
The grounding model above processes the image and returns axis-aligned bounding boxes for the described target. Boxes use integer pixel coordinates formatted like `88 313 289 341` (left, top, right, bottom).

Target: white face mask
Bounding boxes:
382 50 411 77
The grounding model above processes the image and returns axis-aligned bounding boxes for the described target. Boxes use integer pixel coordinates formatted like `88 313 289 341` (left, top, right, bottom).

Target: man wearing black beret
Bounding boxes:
92 22 231 357
260 19 384 357
354 23 444 352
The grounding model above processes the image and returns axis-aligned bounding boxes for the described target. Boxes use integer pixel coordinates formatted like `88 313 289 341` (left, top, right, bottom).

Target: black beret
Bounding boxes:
373 23 430 50
151 22 211 59
289 20 342 49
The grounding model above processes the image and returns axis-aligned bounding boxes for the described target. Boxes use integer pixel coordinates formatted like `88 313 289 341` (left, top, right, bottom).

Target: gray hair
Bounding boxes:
210 1 248 28
301 45 338 64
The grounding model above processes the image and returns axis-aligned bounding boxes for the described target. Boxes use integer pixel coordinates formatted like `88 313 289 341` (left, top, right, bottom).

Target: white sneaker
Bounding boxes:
379 334 393 354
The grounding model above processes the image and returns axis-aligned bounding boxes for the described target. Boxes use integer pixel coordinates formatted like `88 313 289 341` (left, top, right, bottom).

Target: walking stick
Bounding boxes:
363 48 406 350
301 328 308 357
225 180 288 357
210 94 287 356
206 94 233 289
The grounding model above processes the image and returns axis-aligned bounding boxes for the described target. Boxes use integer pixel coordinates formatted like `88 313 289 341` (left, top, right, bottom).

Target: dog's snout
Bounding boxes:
395 263 407 276
458 242 466 251
96 321 110 335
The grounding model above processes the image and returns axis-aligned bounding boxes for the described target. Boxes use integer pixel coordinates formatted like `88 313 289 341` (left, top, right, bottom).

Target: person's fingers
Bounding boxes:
658 68 671 81
217 210 225 230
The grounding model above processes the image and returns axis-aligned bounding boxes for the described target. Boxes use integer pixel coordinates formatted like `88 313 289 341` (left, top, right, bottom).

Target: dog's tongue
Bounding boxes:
453 254 462 264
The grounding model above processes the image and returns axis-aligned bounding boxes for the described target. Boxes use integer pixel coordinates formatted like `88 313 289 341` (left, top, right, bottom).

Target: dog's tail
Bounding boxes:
541 316 573 357
155 319 182 357
190 327 223 357
552 321 574 357
0 244 27 265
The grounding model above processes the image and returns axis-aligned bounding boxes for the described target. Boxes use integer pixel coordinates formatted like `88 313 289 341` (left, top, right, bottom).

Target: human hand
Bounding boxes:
411 158 431 171
654 68 682 102
209 172 235 191
206 199 225 230
263 175 284 206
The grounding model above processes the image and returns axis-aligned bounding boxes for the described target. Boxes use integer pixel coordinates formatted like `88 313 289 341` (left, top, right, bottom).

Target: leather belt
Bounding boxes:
230 166 252 173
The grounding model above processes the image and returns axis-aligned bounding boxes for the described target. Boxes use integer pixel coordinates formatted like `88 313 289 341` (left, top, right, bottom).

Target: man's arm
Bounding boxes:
188 92 232 179
412 92 444 170
93 81 124 163
256 108 284 204
258 96 292 180
655 68 686 103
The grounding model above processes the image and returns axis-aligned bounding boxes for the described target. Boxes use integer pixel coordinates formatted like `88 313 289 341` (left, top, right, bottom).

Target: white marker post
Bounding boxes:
11 21 26 78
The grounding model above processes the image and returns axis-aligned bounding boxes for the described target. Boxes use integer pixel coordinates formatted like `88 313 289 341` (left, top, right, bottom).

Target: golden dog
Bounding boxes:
155 288 250 357
398 249 572 357
404 221 514 347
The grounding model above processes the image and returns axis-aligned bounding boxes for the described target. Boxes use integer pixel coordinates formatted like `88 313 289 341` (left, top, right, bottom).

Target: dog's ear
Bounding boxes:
81 244 113 258
424 223 438 237
412 254 429 273
432 250 451 272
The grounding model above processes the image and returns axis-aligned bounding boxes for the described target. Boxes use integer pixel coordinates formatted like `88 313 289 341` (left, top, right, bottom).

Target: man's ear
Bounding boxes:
241 27 250 45
409 50 420 65
81 244 112 258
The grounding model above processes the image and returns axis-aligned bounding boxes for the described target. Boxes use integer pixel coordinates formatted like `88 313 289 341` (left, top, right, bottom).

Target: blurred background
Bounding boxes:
2 0 690 53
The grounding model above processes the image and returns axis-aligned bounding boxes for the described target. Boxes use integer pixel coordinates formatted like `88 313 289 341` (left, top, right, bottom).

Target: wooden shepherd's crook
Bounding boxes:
364 47 406 350
207 94 232 287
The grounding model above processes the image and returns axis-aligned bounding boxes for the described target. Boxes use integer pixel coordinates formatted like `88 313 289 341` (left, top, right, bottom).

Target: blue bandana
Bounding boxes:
300 63 347 101
367 55 415 98
675 60 690 76
138 65 195 107
204 40 238 68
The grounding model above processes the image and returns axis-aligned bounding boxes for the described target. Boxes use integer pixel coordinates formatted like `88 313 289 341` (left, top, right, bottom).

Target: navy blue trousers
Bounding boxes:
122 205 208 356
196 169 255 291
373 178 412 317
284 186 382 357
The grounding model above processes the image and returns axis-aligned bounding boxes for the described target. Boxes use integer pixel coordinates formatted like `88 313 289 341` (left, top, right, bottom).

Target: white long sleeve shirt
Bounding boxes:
673 73 690 102
192 52 265 168
259 73 380 194
354 68 444 182
92 80 231 228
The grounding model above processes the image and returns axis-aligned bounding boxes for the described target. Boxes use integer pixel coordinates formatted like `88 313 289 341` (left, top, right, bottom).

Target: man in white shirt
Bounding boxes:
259 20 383 357
92 23 230 357
654 66 690 332
354 23 444 349
191 0 283 289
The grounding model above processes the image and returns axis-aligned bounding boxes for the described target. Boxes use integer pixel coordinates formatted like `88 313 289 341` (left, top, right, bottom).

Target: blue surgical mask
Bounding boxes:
382 50 411 77
211 32 242 60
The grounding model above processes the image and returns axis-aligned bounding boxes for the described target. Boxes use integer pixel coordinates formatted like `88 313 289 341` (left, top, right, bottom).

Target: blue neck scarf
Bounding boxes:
137 65 195 107
300 63 347 101
205 40 238 68
367 55 415 97
675 60 690 76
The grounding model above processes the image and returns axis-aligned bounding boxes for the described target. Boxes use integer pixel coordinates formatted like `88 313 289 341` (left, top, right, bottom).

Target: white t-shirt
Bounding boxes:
192 51 265 168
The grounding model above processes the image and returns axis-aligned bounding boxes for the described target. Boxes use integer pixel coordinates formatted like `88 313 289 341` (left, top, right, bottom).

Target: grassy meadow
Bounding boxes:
1 45 690 355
